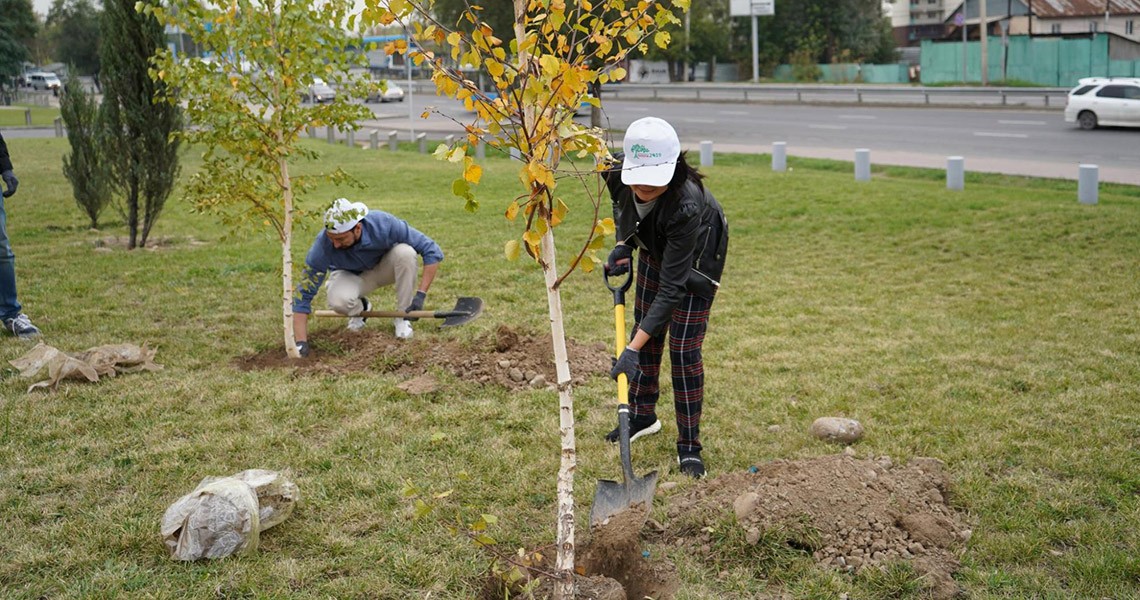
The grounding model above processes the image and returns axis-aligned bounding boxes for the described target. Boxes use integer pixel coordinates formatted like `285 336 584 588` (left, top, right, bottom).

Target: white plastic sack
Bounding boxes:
161 477 260 561
231 469 299 531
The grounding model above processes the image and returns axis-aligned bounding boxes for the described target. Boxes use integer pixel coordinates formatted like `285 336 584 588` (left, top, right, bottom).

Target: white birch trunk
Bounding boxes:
542 225 577 599
280 156 300 359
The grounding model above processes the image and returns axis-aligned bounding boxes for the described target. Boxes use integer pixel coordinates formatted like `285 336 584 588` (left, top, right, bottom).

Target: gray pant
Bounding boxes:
326 243 418 316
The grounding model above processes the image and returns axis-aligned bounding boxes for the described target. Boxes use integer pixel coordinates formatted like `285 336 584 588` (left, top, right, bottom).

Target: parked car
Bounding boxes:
1064 77 1140 130
26 72 62 92
368 80 405 103
301 78 336 103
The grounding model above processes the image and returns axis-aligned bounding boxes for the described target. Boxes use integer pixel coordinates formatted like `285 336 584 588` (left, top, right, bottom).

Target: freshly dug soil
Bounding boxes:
235 324 611 390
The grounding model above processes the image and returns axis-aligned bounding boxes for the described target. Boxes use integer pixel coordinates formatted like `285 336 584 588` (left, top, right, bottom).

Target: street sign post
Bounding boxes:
731 0 776 82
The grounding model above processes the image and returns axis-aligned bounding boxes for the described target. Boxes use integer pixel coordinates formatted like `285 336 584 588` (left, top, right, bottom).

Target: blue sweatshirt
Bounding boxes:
292 210 444 314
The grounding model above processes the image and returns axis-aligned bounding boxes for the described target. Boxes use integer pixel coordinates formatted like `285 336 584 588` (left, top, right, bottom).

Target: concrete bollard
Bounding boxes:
946 156 964 190
772 141 787 172
699 141 713 167
417 132 427 154
346 130 355 148
327 126 336 145
444 134 454 147
510 147 521 161
25 108 32 126
54 117 63 137
388 131 399 151
369 130 379 150
854 148 871 181
476 139 486 160
1078 164 1099 205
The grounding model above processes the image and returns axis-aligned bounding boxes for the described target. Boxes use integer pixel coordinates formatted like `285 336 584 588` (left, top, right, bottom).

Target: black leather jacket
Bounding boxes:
604 167 729 337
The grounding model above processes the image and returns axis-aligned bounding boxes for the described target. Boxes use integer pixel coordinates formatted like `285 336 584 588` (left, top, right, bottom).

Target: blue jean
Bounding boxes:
0 195 22 320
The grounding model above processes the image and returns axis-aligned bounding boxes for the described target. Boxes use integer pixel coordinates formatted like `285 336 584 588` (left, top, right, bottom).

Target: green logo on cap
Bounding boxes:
630 143 661 160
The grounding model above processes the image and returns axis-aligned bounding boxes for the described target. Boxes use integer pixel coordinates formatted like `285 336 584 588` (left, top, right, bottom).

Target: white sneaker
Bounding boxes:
394 318 413 340
346 297 370 332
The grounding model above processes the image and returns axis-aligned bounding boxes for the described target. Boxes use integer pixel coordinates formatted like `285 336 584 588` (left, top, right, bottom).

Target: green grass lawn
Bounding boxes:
0 105 62 127
1 137 1138 599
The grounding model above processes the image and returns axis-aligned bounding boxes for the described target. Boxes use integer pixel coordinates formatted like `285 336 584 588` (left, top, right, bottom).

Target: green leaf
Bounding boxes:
505 239 521 261
430 431 447 443
412 499 433 519
452 178 471 197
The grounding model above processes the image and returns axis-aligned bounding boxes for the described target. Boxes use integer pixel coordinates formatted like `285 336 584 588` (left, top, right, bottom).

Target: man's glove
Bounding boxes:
1 170 17 198
610 347 640 381
295 341 310 358
605 244 633 276
403 290 427 322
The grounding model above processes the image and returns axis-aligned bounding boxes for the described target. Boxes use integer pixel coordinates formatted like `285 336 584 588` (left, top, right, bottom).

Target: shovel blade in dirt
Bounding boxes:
590 404 659 528
313 296 483 328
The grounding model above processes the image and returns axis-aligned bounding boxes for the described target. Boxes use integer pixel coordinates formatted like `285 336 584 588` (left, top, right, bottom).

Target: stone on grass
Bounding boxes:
810 417 864 444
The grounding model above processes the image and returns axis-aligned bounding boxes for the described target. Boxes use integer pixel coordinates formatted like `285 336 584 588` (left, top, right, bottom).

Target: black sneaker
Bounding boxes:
4 313 41 340
604 415 661 444
678 453 706 479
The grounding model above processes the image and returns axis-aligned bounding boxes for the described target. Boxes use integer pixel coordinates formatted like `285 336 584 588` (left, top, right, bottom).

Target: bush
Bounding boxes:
60 74 110 229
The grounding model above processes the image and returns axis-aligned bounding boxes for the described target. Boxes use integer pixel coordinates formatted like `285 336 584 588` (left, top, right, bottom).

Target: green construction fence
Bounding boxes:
921 34 1139 86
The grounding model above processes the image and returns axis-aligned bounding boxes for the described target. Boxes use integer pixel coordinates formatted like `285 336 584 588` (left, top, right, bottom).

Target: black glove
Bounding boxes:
610 347 640 381
295 341 310 358
605 244 633 276
1 170 17 198
403 290 427 322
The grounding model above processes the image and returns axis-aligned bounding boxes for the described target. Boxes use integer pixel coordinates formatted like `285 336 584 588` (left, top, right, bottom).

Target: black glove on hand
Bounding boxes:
610 347 640 381
605 244 633 276
1 170 17 198
295 341 310 358
403 290 427 322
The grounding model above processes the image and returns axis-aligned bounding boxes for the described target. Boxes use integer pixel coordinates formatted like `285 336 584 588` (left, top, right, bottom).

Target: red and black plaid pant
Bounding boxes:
628 251 714 455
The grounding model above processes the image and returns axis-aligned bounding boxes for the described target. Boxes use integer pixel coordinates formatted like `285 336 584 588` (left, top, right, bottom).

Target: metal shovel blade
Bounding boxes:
590 405 659 528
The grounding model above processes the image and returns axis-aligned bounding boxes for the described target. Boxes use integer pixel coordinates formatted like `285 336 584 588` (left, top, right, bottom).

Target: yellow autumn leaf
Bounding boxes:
654 31 671 49
486 59 504 78
551 198 568 227
504 239 521 261
505 200 520 221
464 161 483 184
610 67 627 81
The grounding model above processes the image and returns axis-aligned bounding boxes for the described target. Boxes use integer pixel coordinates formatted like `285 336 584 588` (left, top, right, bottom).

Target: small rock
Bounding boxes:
927 488 944 503
843 446 857 456
959 529 973 542
767 425 781 433
810 417 864 444
846 556 863 569
524 370 538 381
833 556 846 567
658 481 679 492
508 368 525 382
498 360 512 369
1049 549 1063 557
908 542 925 554
529 374 546 388
733 492 759 521
745 528 762 545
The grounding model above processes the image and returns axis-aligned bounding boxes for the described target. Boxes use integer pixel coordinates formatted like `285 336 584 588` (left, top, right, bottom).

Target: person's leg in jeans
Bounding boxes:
0 196 23 322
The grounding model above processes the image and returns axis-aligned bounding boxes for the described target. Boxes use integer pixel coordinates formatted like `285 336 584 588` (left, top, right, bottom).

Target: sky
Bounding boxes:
33 0 52 18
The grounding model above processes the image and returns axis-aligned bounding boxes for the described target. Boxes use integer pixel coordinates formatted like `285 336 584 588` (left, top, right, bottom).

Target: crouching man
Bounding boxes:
292 198 444 356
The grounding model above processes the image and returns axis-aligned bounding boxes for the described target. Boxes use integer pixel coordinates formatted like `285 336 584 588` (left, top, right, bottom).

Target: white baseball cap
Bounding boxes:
621 117 680 186
324 198 369 234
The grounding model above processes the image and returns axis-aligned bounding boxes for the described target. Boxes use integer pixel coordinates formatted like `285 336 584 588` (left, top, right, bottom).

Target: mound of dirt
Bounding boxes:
235 324 611 390
664 453 969 599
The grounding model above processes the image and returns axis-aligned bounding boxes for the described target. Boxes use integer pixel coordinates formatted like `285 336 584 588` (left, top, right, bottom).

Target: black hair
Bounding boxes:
666 151 705 194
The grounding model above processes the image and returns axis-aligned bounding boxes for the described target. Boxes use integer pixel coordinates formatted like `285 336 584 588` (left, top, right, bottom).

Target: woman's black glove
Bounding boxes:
605 244 633 276
610 347 640 381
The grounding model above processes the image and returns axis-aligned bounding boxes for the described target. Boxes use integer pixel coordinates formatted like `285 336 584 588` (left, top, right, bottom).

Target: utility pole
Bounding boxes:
684 9 691 82
980 0 988 85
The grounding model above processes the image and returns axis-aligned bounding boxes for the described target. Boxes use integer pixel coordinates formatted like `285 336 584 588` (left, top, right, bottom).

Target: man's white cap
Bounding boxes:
621 116 680 186
324 198 368 234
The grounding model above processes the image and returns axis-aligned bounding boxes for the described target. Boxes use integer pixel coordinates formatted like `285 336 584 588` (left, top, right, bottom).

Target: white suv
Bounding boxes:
1064 77 1140 130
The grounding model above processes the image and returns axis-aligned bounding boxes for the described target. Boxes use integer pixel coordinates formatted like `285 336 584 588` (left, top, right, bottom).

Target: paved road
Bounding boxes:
365 93 1140 185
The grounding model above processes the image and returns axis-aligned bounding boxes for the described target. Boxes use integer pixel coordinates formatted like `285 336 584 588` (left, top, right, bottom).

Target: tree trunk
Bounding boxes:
128 181 139 249
280 156 301 359
541 224 577 599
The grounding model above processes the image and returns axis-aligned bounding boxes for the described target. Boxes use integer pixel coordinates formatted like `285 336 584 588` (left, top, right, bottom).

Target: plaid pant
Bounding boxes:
628 251 714 455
